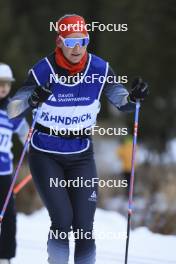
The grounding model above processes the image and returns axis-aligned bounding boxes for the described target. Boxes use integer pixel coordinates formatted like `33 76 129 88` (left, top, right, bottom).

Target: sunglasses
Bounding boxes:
59 36 89 48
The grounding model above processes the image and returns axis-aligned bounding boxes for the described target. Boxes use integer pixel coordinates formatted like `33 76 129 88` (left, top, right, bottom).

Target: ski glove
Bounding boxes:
129 77 149 102
28 83 52 108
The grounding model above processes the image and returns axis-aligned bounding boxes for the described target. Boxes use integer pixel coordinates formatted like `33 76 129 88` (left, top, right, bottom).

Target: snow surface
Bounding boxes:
12 208 176 264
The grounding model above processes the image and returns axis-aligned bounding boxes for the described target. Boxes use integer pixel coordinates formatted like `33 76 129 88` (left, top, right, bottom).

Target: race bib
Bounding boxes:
0 127 13 153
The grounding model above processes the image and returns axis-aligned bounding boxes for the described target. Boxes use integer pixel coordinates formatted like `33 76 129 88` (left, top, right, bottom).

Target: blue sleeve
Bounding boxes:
11 118 22 132
7 72 37 119
11 118 29 144
103 65 136 112
11 118 24 132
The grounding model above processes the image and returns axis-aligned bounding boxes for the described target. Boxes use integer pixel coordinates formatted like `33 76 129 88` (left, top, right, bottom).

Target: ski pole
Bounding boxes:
124 100 141 264
13 174 32 195
0 109 40 233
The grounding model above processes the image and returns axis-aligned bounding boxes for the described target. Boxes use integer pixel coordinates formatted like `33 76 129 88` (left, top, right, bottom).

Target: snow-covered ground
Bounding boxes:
12 208 176 264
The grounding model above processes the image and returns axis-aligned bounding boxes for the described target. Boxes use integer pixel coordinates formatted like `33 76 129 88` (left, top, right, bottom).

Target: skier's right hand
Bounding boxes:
28 83 52 108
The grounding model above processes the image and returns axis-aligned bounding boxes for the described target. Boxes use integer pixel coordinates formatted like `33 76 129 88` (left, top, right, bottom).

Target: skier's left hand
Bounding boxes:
129 77 149 102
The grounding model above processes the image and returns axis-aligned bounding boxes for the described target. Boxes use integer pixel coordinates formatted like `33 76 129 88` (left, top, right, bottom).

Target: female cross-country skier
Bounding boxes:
0 63 29 264
7 14 149 264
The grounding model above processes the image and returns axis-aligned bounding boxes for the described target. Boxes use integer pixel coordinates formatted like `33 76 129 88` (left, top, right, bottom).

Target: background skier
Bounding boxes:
0 63 29 264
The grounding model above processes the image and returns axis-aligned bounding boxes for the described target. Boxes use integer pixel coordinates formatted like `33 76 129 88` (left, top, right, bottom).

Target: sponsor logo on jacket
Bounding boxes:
40 112 92 125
